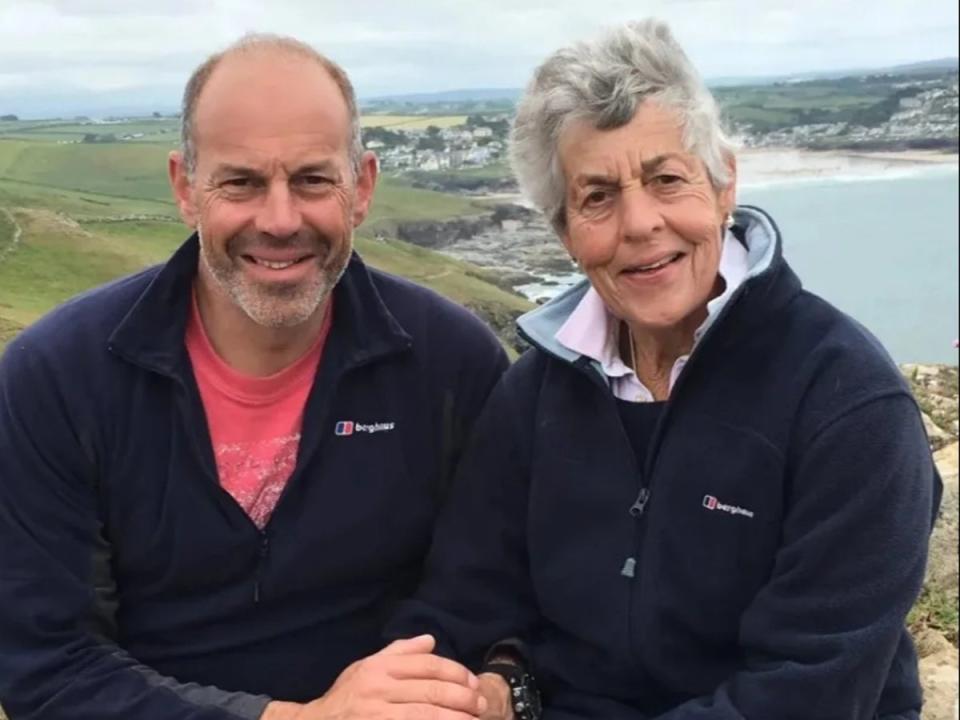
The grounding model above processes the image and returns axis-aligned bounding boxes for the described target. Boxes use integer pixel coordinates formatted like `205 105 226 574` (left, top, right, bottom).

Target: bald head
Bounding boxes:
180 34 362 177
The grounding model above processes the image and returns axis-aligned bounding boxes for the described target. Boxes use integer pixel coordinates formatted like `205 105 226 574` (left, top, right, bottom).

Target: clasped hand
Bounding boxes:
264 634 513 720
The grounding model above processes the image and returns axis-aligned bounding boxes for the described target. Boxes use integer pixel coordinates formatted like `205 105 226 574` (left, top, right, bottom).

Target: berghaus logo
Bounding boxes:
334 420 395 436
702 495 755 519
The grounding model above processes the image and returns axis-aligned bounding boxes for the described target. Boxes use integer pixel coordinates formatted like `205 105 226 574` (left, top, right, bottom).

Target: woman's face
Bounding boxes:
559 101 736 333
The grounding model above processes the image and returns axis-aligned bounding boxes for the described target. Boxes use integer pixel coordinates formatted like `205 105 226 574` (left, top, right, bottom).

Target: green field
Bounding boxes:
0 114 468 140
0 118 180 145
2 141 174 200
361 114 468 129
0 136 487 217
0 177 178 219
0 208 14 248
713 76 911 132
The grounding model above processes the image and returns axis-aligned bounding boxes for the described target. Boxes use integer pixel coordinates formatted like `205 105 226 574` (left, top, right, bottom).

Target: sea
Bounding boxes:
518 166 959 365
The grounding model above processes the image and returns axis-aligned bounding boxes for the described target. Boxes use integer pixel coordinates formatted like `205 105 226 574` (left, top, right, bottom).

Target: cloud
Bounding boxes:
0 0 956 116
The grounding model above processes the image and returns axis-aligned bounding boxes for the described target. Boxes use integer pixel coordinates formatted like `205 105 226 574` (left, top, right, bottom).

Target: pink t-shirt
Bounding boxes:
185 294 332 529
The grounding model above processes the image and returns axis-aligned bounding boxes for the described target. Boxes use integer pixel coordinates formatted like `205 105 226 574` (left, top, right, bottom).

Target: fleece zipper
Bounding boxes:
616 279 754 670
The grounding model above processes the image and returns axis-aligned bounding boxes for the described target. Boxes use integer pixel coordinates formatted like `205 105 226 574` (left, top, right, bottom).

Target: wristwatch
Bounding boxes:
482 661 542 720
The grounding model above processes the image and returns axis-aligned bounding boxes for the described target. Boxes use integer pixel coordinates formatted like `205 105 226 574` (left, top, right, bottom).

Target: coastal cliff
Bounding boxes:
903 364 959 720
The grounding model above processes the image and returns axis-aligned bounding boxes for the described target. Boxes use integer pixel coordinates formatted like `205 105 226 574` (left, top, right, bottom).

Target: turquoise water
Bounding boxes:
740 167 959 365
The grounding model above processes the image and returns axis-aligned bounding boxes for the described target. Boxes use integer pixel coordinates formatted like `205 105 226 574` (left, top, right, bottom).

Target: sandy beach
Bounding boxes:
737 147 958 187
472 148 958 201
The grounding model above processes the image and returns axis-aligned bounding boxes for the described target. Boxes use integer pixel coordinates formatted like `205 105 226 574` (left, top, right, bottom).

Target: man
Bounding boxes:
0 36 505 720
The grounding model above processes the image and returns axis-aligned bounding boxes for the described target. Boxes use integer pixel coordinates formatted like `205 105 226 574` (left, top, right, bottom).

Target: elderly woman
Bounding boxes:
389 19 940 720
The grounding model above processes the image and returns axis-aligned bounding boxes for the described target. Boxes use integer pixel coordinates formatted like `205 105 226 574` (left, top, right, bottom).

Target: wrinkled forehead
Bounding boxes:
192 50 352 170
557 101 692 177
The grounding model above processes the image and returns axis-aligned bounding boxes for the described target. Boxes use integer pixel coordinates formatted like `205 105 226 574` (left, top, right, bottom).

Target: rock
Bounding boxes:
396 215 498 249
918 637 959 720
904 365 959 458
394 203 577 296
934 443 959 490
920 442 959 720
916 627 955 658
924 412 953 449
926 443 959 591
490 203 536 223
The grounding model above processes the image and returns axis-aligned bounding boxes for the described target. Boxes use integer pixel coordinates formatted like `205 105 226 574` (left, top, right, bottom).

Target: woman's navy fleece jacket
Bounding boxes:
389 206 942 720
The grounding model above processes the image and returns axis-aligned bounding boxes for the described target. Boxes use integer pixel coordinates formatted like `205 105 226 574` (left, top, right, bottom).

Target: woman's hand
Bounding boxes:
477 672 514 720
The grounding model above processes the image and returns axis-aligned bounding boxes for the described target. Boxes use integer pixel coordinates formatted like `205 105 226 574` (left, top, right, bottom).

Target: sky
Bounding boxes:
1 0 958 117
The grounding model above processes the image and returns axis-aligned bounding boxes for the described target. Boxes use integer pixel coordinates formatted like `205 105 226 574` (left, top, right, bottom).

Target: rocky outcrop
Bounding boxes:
397 213 500 250
904 364 960 449
408 173 519 195
396 203 572 268
396 204 541 250
903 365 959 720
917 628 959 720
396 202 575 300
922 441 958 720
927 442 959 599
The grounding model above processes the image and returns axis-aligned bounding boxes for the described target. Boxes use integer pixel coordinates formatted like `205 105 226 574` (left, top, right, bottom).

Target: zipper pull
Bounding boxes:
630 487 651 517
253 533 270 604
620 557 637 578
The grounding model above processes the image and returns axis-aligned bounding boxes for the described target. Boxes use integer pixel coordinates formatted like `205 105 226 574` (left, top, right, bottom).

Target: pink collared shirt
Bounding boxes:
555 234 750 402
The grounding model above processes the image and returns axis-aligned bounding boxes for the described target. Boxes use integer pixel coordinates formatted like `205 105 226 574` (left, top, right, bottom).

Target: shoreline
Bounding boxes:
737 147 958 187
470 147 959 204
741 146 959 165
834 149 959 165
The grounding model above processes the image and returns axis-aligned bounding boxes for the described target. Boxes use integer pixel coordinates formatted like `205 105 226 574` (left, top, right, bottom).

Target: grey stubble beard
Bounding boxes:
196 223 351 329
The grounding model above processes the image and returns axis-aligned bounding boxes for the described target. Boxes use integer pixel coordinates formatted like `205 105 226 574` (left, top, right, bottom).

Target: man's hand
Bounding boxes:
477 673 514 720
294 634 486 719
261 700 304 720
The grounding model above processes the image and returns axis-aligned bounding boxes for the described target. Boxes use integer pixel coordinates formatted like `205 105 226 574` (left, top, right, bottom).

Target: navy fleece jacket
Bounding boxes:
0 237 508 720
389 206 941 720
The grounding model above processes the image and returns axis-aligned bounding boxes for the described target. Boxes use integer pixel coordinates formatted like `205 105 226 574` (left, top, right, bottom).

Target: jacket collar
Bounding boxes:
517 205 798 366
107 234 412 379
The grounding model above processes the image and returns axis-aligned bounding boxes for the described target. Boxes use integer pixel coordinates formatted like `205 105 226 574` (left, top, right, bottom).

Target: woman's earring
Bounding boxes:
724 214 735 229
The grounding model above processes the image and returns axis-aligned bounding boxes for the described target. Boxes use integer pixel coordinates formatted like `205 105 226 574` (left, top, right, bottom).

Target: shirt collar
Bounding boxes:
107 237 412 379
555 232 750 370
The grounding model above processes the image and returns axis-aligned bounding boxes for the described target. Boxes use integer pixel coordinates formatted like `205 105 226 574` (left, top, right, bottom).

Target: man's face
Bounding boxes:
169 50 376 328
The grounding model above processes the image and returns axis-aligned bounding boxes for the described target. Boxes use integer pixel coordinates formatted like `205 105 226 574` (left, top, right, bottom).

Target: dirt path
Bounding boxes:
423 268 453 280
0 207 23 264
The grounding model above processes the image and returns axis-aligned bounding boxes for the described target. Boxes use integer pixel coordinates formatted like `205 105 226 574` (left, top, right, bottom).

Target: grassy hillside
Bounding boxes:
0 177 179 219
0 114 467 142
0 137 484 219
0 207 14 248
3 142 173 200
0 210 163 324
713 72 957 133
0 135 490 232
0 133 530 354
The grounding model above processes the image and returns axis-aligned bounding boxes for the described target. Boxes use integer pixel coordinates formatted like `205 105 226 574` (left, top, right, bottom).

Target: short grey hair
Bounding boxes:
179 33 363 178
509 19 736 230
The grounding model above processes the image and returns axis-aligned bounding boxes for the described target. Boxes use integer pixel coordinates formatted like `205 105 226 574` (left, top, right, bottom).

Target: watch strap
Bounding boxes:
481 661 541 720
